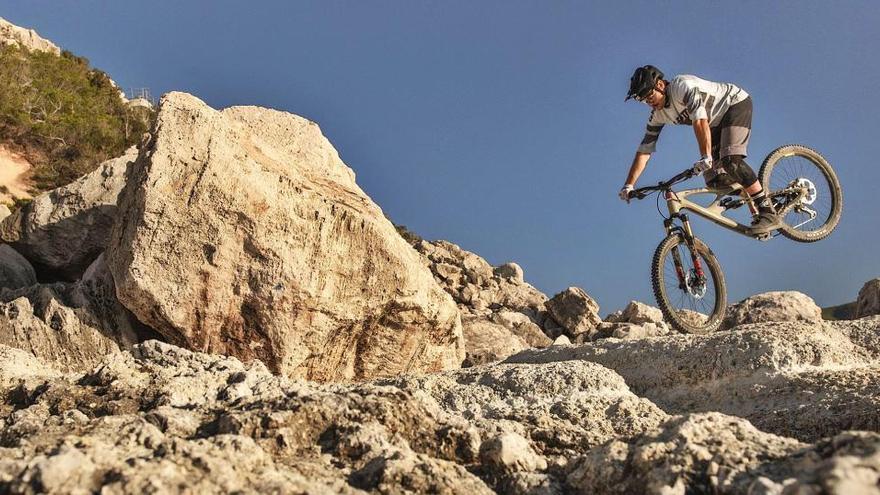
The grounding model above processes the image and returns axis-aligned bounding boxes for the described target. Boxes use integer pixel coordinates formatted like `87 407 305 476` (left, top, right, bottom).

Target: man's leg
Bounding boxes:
721 155 779 232
716 97 779 233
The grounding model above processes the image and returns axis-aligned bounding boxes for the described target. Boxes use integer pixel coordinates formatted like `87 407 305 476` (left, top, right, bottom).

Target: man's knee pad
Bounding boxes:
719 155 758 187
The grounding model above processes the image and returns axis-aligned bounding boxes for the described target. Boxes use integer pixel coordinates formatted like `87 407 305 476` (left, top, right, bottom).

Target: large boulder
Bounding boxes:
0 244 36 289
545 287 601 338
0 147 139 280
855 278 880 319
721 291 822 330
105 92 463 382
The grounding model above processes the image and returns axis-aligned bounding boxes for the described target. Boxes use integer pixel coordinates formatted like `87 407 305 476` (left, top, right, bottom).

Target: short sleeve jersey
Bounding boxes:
637 74 749 154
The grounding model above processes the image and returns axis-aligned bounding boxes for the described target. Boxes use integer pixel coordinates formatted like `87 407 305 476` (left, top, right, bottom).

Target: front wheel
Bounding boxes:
651 234 727 334
759 144 842 242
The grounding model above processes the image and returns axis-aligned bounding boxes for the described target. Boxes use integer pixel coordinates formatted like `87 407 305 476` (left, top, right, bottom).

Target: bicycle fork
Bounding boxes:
664 213 705 291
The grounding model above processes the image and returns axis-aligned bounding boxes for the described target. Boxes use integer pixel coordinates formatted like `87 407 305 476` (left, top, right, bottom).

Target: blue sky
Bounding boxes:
3 1 878 312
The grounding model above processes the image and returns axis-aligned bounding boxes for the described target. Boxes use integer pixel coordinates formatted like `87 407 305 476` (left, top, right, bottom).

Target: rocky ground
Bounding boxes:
2 320 879 494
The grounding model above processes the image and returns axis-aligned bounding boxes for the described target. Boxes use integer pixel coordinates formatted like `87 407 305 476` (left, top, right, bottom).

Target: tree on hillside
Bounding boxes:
0 45 154 192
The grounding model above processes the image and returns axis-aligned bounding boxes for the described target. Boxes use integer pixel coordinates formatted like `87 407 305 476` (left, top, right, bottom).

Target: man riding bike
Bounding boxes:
619 65 780 233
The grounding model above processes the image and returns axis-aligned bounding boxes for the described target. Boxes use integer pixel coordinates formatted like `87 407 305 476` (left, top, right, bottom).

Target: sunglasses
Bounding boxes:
634 88 655 103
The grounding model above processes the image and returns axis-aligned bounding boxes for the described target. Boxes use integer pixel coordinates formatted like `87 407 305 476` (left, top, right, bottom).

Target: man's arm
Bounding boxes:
692 118 712 158
624 152 651 187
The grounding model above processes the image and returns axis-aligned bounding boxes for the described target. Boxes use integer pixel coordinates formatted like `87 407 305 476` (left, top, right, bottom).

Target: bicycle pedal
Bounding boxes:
753 232 773 242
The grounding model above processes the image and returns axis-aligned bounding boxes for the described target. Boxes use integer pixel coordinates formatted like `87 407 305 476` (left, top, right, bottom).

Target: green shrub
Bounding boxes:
0 45 154 192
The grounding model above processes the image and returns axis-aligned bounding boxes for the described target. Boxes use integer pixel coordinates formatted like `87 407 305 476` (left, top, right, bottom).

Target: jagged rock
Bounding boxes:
489 311 552 348
105 93 463 382
778 432 880 494
462 318 528 367
0 344 62 389
382 360 669 462
593 301 670 341
0 254 155 372
569 414 880 495
5 333 880 494
411 239 549 322
508 318 880 443
552 335 571 345
493 263 524 284
0 17 60 55
567 413 804 494
721 291 822 330
0 147 139 280
0 341 664 494
606 300 665 325
545 287 601 338
0 293 126 372
480 433 548 473
609 322 670 340
0 244 36 289
855 278 880 319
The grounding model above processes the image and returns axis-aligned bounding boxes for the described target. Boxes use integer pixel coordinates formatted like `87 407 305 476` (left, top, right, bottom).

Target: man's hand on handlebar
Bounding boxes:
692 156 713 175
619 184 634 203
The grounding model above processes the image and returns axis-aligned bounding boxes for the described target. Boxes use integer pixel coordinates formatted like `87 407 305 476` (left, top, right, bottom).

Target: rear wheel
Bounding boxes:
651 234 726 334
759 144 842 242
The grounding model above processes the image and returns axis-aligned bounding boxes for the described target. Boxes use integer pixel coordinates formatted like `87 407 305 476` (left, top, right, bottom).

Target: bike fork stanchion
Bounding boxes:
671 246 687 290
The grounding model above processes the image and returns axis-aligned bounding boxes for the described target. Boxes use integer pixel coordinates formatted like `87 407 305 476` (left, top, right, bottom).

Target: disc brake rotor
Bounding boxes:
685 270 707 299
793 178 818 205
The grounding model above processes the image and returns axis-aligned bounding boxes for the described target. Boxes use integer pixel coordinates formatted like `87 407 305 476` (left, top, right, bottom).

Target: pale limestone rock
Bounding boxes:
607 300 665 325
610 322 670 340
0 343 62 389
855 278 880 319
490 310 552 347
0 17 61 55
411 239 548 320
0 284 138 371
0 205 10 223
509 318 880 443
494 262 524 284
0 244 36 289
598 300 670 340
462 318 528 367
4 333 880 494
552 335 571 346
0 294 125 372
0 254 153 372
721 291 822 330
545 287 601 337
480 433 548 473
566 413 804 494
0 147 139 280
106 92 463 381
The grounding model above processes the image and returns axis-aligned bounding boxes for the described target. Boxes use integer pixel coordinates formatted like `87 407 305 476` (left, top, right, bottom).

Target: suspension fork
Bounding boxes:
664 213 705 288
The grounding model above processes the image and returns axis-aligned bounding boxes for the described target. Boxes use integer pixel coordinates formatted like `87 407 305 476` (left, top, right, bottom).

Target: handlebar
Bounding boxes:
630 168 697 200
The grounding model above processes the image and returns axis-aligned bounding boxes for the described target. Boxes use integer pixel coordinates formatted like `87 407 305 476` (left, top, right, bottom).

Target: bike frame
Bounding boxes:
662 184 756 239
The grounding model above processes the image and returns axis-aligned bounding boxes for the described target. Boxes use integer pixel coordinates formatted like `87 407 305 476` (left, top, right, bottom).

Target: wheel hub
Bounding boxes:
793 178 818 205
685 270 707 298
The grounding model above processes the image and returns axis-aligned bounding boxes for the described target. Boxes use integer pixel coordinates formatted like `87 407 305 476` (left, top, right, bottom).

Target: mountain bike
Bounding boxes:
629 144 842 334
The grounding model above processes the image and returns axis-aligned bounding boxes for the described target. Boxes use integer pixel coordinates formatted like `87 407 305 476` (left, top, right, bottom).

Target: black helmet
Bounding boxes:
626 65 664 101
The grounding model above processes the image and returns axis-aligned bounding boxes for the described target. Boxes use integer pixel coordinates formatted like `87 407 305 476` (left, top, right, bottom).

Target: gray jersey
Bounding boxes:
637 74 749 154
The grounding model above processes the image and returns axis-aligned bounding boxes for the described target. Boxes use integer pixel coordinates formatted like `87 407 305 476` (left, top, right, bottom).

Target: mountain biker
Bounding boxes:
619 65 780 233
